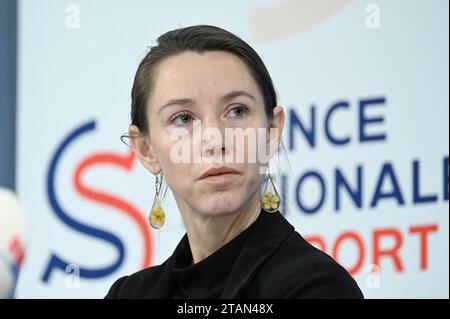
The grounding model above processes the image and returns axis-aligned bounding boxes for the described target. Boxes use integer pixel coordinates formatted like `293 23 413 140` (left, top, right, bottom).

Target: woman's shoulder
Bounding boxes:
253 230 364 298
104 260 170 299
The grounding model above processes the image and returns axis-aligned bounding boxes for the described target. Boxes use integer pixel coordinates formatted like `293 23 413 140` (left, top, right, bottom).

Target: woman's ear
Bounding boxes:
128 125 162 174
267 105 286 157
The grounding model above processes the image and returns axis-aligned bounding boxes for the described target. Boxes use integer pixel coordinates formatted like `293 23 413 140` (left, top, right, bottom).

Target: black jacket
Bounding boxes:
105 210 364 299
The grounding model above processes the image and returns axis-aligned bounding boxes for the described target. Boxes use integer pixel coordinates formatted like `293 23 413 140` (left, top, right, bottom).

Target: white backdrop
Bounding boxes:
16 0 449 298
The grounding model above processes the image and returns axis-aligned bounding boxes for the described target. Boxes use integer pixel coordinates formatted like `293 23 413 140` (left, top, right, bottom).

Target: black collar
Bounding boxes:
220 210 294 298
147 209 294 298
171 217 256 298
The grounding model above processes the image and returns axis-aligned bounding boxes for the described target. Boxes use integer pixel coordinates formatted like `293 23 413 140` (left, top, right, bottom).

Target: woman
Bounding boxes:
105 25 363 299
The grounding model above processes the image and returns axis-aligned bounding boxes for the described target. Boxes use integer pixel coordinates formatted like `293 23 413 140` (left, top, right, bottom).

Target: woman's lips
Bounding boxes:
199 172 240 183
197 166 241 180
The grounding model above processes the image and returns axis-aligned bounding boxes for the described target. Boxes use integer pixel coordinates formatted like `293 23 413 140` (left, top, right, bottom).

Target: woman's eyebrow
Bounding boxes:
219 90 256 103
158 90 256 114
158 98 195 115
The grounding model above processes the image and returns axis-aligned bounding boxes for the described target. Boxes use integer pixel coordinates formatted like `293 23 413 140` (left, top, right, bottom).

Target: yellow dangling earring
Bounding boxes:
149 172 166 229
261 167 281 213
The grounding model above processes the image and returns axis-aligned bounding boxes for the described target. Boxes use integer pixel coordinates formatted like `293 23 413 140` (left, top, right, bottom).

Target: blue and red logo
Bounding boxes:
42 120 152 282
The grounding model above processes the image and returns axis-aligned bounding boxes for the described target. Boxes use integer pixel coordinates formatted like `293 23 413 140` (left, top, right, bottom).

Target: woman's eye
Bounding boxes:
171 112 193 125
228 104 248 118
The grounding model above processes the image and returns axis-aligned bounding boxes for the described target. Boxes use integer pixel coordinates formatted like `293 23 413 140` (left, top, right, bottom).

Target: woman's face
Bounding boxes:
132 51 284 217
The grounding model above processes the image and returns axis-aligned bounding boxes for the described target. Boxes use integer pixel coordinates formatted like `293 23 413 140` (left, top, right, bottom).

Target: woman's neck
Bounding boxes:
179 192 262 264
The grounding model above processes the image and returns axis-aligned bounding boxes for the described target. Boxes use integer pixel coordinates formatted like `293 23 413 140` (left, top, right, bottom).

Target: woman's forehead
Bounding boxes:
153 51 259 98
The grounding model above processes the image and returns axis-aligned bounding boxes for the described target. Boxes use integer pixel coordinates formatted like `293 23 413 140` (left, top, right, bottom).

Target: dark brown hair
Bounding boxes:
122 24 277 142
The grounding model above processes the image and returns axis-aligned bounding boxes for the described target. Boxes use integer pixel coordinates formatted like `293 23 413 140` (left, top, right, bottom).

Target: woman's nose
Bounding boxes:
200 116 228 159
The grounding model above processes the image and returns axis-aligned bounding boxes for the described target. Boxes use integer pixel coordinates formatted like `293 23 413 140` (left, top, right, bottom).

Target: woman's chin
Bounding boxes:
196 200 243 217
